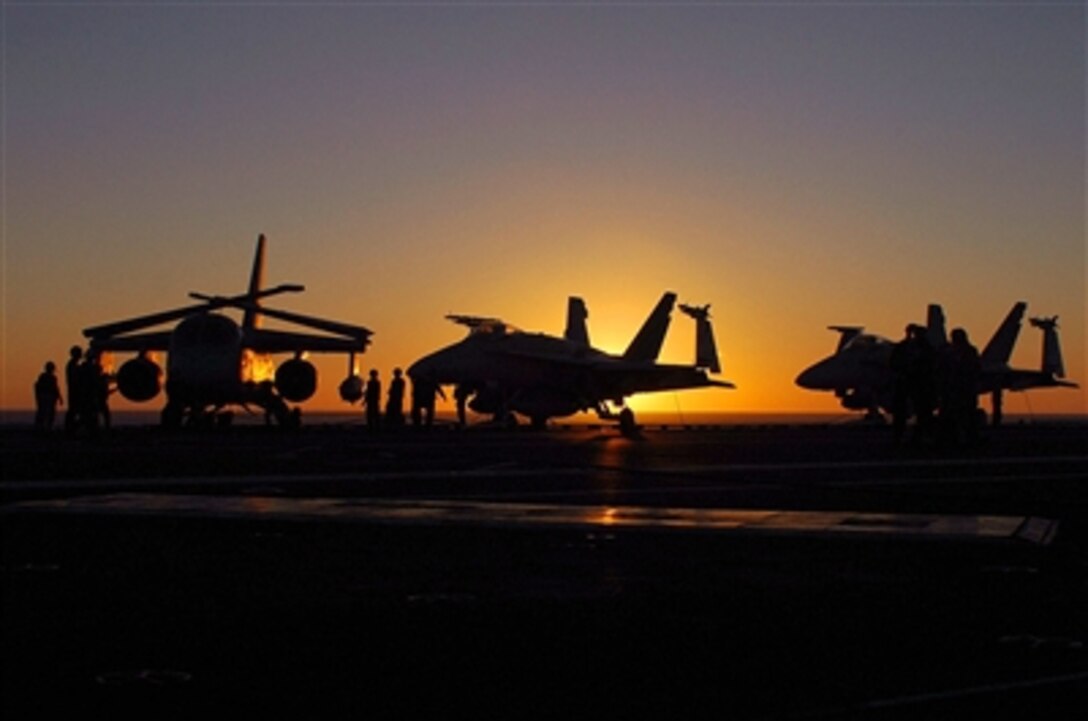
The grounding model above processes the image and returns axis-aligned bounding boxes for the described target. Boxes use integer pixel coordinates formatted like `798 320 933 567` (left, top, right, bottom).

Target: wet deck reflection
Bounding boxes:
11 493 1057 544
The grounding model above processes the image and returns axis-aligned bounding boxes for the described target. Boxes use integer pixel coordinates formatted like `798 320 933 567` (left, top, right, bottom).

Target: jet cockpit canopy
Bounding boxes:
842 334 890 353
445 314 521 338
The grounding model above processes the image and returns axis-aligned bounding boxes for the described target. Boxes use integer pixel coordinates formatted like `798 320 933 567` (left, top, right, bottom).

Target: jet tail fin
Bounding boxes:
981 301 1026 369
679 303 721 373
564 297 590 347
243 234 267 331
623 292 676 362
1029 316 1066 378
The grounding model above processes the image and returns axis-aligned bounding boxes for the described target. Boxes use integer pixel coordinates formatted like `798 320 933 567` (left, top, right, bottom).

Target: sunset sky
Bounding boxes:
2 1 1084 419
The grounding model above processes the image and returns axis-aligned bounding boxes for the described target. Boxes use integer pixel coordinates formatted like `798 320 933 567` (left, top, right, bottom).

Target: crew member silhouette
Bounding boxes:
81 350 113 436
888 325 914 442
907 324 937 443
34 361 63 432
364 369 381 430
889 324 936 445
411 375 445 428
385 368 406 428
939 327 981 446
64 345 84 434
453 384 473 428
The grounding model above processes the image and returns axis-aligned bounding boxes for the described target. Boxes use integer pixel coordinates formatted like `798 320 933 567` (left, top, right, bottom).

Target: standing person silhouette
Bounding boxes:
34 361 63 432
906 324 937 444
411 375 445 428
452 384 479 428
888 325 914 444
364 369 381 431
385 368 406 428
939 328 981 446
64 345 84 435
80 350 112 436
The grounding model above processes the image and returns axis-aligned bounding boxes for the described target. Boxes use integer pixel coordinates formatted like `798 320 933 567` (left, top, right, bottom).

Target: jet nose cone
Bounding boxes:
407 357 431 379
796 358 835 390
407 347 448 381
795 367 818 389
408 343 468 384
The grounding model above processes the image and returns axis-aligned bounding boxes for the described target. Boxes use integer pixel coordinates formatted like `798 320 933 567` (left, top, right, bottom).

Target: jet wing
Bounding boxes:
246 329 370 354
495 349 734 392
588 361 736 393
636 362 736 388
987 369 1079 392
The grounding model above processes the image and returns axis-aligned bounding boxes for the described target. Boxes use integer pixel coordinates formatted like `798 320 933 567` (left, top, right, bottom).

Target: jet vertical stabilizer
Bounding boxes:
243 234 268 331
679 303 721 373
981 302 1026 369
565 297 590 347
623 292 676 362
1030 316 1066 378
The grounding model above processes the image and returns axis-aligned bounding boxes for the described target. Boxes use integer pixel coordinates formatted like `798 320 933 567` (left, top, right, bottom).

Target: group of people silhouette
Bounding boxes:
360 368 446 431
33 353 451 434
34 345 114 436
889 324 982 447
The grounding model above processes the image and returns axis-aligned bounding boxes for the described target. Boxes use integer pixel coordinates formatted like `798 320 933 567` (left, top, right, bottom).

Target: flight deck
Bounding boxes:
3 421 1087 717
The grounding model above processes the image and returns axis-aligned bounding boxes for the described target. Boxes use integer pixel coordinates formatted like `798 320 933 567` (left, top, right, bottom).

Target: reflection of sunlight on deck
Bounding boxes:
593 435 632 464
587 437 636 502
30 496 1055 545
241 496 282 515
597 507 618 526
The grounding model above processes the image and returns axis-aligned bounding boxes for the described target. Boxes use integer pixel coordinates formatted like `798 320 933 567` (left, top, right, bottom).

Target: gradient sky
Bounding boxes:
2 1 1085 419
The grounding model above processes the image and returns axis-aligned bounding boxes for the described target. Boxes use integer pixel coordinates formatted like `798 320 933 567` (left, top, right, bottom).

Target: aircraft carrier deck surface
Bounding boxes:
3 420 1087 717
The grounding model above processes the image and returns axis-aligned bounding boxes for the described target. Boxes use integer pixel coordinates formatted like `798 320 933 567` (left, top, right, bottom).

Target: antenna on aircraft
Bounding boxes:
444 314 516 337
447 314 498 326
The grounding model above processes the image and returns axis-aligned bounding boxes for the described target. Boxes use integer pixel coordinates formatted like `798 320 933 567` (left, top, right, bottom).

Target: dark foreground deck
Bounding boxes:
3 422 1087 717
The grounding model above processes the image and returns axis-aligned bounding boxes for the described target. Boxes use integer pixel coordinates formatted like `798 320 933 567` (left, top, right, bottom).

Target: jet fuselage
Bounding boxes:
165 313 276 408
795 333 896 411
409 330 612 419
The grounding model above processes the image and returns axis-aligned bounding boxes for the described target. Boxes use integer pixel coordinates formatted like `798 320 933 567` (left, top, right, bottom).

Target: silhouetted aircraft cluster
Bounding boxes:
795 302 1076 424
80 235 1075 428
